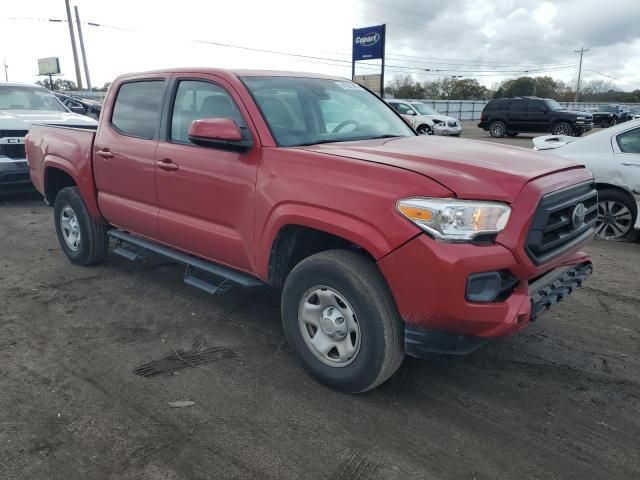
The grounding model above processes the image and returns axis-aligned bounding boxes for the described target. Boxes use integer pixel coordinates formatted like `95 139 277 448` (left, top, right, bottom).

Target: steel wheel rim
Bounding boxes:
418 125 432 135
298 286 361 367
60 206 81 251
596 200 633 239
491 123 504 136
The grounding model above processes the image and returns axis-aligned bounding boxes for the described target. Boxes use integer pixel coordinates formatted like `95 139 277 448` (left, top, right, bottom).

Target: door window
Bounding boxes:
170 80 246 143
508 100 526 112
527 100 547 112
617 128 640 154
111 81 165 139
394 103 415 115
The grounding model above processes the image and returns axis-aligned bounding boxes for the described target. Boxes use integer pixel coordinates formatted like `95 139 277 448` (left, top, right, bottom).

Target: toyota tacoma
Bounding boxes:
26 69 595 393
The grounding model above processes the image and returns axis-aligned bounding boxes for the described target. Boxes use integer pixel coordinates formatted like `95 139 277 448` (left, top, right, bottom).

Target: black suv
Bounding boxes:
592 105 631 127
478 97 593 138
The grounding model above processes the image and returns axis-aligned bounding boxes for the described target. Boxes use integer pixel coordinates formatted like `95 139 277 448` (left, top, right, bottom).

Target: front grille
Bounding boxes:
525 182 597 265
0 144 26 159
0 130 28 138
447 121 457 127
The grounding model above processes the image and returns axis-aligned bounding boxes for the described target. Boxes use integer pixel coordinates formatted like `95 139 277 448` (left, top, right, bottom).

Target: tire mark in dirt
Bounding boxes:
581 286 640 307
119 435 186 471
329 451 380 480
133 338 237 377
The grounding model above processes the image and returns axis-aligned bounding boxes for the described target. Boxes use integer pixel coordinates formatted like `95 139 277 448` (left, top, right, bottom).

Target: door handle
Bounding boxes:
96 149 114 158
621 162 640 166
156 159 179 171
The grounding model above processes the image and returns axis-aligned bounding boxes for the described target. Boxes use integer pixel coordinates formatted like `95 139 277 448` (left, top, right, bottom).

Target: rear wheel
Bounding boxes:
281 250 404 393
596 189 639 241
54 187 109 265
551 122 573 136
489 120 506 138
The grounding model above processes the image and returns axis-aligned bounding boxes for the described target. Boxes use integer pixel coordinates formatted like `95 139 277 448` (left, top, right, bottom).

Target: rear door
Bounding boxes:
506 99 527 131
153 74 261 273
93 76 168 238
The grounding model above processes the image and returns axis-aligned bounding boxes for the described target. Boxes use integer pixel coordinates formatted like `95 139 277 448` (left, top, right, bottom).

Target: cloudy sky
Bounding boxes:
1 0 639 90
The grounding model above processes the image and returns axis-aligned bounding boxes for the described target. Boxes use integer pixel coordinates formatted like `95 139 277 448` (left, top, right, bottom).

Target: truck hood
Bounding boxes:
299 136 582 202
0 110 97 130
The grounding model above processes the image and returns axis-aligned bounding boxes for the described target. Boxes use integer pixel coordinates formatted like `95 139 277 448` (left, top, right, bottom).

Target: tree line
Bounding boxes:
35 78 112 92
384 74 640 103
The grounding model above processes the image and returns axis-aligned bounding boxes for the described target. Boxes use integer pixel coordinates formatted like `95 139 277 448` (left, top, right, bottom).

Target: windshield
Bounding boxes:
411 103 439 115
242 77 414 147
545 99 565 111
597 105 617 113
0 85 67 112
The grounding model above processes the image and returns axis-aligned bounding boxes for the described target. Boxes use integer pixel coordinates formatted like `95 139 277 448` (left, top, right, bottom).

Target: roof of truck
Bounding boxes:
117 68 346 81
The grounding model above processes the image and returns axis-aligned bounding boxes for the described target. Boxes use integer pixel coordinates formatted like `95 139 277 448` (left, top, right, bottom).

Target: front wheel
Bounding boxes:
417 124 433 135
551 122 573 136
596 189 639 241
54 186 110 265
281 250 404 393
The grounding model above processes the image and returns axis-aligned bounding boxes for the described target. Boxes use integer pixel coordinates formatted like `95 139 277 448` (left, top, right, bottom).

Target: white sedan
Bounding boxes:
533 120 640 240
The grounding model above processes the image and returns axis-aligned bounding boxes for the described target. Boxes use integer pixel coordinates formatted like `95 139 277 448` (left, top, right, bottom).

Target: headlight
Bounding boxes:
431 119 444 125
397 198 511 242
576 116 585 120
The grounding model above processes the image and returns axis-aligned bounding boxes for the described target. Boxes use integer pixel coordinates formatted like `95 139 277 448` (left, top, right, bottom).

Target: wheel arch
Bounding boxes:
266 223 378 289
43 156 102 219
595 182 639 218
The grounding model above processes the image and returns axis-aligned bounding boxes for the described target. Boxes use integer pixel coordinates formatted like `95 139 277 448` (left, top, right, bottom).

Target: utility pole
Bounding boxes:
574 47 589 102
74 6 92 90
65 0 83 89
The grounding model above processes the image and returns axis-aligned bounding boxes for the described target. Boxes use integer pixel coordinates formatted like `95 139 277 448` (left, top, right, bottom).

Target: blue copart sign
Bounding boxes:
352 25 385 61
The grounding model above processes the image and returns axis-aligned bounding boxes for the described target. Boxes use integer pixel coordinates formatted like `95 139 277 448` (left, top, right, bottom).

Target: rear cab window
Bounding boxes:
111 81 165 139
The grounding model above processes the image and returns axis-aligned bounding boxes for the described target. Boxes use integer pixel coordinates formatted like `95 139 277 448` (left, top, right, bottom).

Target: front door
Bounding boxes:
154 75 261 273
93 77 168 238
613 126 640 229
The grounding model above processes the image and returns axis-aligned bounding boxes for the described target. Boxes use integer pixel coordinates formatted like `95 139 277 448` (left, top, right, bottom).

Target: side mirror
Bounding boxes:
188 118 253 151
405 110 416 116
69 104 86 115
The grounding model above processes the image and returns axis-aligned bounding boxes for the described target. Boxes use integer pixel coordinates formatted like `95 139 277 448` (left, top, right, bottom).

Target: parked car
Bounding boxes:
630 108 640 121
54 92 102 120
0 82 97 193
533 119 640 241
26 68 595 393
478 97 593 138
592 105 631 127
387 100 462 136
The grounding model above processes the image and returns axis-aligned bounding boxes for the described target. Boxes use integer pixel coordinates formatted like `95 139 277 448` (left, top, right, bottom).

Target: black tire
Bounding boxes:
54 186 110 265
489 120 507 138
281 250 404 393
596 188 640 242
506 131 519 137
416 124 432 135
551 121 573 136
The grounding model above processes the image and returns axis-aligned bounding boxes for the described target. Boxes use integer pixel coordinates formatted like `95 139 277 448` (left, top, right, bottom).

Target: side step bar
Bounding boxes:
108 229 265 295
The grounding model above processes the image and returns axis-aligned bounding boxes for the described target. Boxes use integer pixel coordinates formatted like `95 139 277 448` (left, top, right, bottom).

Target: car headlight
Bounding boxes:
432 118 444 125
397 198 511 242
576 116 585 120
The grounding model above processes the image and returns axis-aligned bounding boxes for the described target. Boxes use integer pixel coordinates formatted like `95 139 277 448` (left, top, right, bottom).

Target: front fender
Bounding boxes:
255 202 412 280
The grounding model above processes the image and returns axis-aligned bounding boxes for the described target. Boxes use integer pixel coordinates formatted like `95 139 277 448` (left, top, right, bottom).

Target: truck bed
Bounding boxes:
26 124 98 211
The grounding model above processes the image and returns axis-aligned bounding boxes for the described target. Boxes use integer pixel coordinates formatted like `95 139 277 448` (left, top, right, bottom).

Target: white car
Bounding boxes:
0 82 97 192
387 100 462 136
533 119 640 240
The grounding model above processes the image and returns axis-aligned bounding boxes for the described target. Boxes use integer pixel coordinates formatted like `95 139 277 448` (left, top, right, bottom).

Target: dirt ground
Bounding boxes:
1 125 639 480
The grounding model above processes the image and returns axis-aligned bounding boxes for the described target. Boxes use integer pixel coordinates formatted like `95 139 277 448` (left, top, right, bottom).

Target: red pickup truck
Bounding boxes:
26 68 595 393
